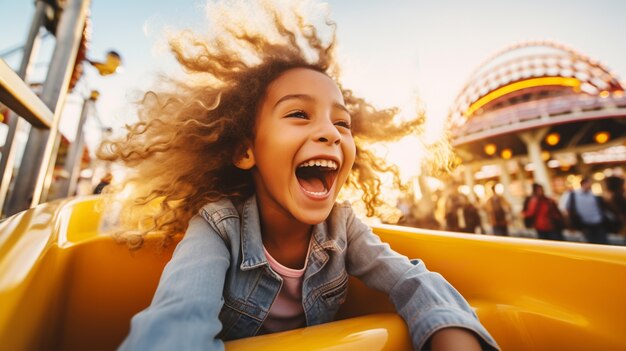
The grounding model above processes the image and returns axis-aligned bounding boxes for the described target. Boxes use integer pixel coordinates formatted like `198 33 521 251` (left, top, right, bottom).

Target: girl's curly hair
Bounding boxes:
98 0 423 249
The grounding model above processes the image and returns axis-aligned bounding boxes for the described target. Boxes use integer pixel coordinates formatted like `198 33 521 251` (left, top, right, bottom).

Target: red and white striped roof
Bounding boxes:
449 41 623 126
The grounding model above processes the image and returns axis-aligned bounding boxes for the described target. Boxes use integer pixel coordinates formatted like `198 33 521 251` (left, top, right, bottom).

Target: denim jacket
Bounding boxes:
120 195 499 350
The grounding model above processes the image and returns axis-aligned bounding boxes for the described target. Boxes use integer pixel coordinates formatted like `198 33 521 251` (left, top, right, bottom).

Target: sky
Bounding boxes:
2 0 626 179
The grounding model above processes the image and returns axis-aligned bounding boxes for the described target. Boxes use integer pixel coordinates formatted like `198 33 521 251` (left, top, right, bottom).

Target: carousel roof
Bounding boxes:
449 41 626 144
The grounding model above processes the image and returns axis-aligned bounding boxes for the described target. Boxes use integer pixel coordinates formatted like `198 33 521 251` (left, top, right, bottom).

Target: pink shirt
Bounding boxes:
260 243 310 333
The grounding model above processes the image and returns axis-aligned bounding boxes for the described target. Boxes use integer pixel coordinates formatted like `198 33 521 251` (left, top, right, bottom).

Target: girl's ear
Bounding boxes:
233 146 256 170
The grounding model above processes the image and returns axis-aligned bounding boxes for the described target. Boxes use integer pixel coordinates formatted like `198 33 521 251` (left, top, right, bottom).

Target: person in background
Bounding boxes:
445 192 483 234
604 176 626 239
444 192 462 232
484 185 511 236
461 195 483 234
523 183 564 241
563 177 609 244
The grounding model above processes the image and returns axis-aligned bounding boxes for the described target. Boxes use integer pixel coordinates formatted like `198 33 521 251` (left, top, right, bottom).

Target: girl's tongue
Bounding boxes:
298 176 326 193
296 166 336 194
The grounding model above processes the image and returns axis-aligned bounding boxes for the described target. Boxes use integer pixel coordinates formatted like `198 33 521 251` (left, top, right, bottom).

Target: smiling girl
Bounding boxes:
100 1 499 350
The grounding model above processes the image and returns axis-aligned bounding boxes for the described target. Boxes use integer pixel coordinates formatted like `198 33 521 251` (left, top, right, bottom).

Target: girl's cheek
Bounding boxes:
347 142 357 165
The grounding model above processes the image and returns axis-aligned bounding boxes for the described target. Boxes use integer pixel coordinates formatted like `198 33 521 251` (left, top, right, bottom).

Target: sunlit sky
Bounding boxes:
2 0 626 179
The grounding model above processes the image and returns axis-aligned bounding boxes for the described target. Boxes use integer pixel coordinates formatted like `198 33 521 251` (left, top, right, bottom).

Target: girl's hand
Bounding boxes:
428 327 482 351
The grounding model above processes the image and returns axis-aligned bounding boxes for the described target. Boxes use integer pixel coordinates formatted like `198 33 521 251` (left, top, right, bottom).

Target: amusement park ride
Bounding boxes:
448 41 626 204
0 1 625 350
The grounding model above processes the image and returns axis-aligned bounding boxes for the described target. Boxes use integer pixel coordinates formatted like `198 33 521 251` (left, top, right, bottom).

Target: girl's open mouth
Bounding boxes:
295 159 339 197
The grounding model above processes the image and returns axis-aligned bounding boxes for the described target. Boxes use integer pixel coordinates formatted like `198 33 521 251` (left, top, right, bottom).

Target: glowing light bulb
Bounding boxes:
545 132 560 146
594 131 610 144
501 148 513 159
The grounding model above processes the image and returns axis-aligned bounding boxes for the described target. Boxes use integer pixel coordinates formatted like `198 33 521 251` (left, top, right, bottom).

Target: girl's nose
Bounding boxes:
315 120 341 145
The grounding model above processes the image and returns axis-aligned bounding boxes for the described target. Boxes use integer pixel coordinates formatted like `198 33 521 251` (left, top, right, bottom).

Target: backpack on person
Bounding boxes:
566 191 584 230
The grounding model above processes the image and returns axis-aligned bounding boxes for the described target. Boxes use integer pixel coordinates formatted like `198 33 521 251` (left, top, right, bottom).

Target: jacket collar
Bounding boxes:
240 195 267 270
239 195 330 270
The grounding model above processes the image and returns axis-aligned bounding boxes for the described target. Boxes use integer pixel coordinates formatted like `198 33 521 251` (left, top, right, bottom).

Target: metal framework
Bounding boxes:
0 62 53 128
0 0 91 217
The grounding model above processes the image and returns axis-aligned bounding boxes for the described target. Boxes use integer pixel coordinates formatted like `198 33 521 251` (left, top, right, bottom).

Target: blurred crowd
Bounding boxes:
395 175 626 245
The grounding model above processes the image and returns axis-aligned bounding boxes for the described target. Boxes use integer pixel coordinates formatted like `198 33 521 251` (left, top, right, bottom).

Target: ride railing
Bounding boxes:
454 93 626 138
0 0 90 217
0 59 53 215
0 61 53 128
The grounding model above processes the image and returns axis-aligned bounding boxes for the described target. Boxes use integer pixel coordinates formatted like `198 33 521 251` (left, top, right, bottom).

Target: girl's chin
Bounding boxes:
292 207 334 225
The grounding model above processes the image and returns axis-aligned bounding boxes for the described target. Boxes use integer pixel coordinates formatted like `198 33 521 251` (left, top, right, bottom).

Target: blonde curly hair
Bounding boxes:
98 0 423 249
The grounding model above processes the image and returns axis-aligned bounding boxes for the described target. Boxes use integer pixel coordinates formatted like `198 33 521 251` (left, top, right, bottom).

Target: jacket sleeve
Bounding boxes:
118 215 230 351
343 206 499 351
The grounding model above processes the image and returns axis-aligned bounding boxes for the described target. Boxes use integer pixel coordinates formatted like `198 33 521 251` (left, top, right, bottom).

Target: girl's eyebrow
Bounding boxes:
274 94 313 108
334 102 350 115
274 94 350 114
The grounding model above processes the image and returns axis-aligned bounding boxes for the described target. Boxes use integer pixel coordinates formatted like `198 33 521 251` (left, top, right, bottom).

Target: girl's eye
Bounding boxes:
286 110 308 119
335 120 351 130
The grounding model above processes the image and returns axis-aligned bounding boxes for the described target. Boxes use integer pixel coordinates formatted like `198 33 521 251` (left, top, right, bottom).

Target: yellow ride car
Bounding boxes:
0 197 624 350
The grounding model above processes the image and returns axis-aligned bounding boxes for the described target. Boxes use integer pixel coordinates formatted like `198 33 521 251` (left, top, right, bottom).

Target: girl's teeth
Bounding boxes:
297 159 337 169
302 188 328 196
